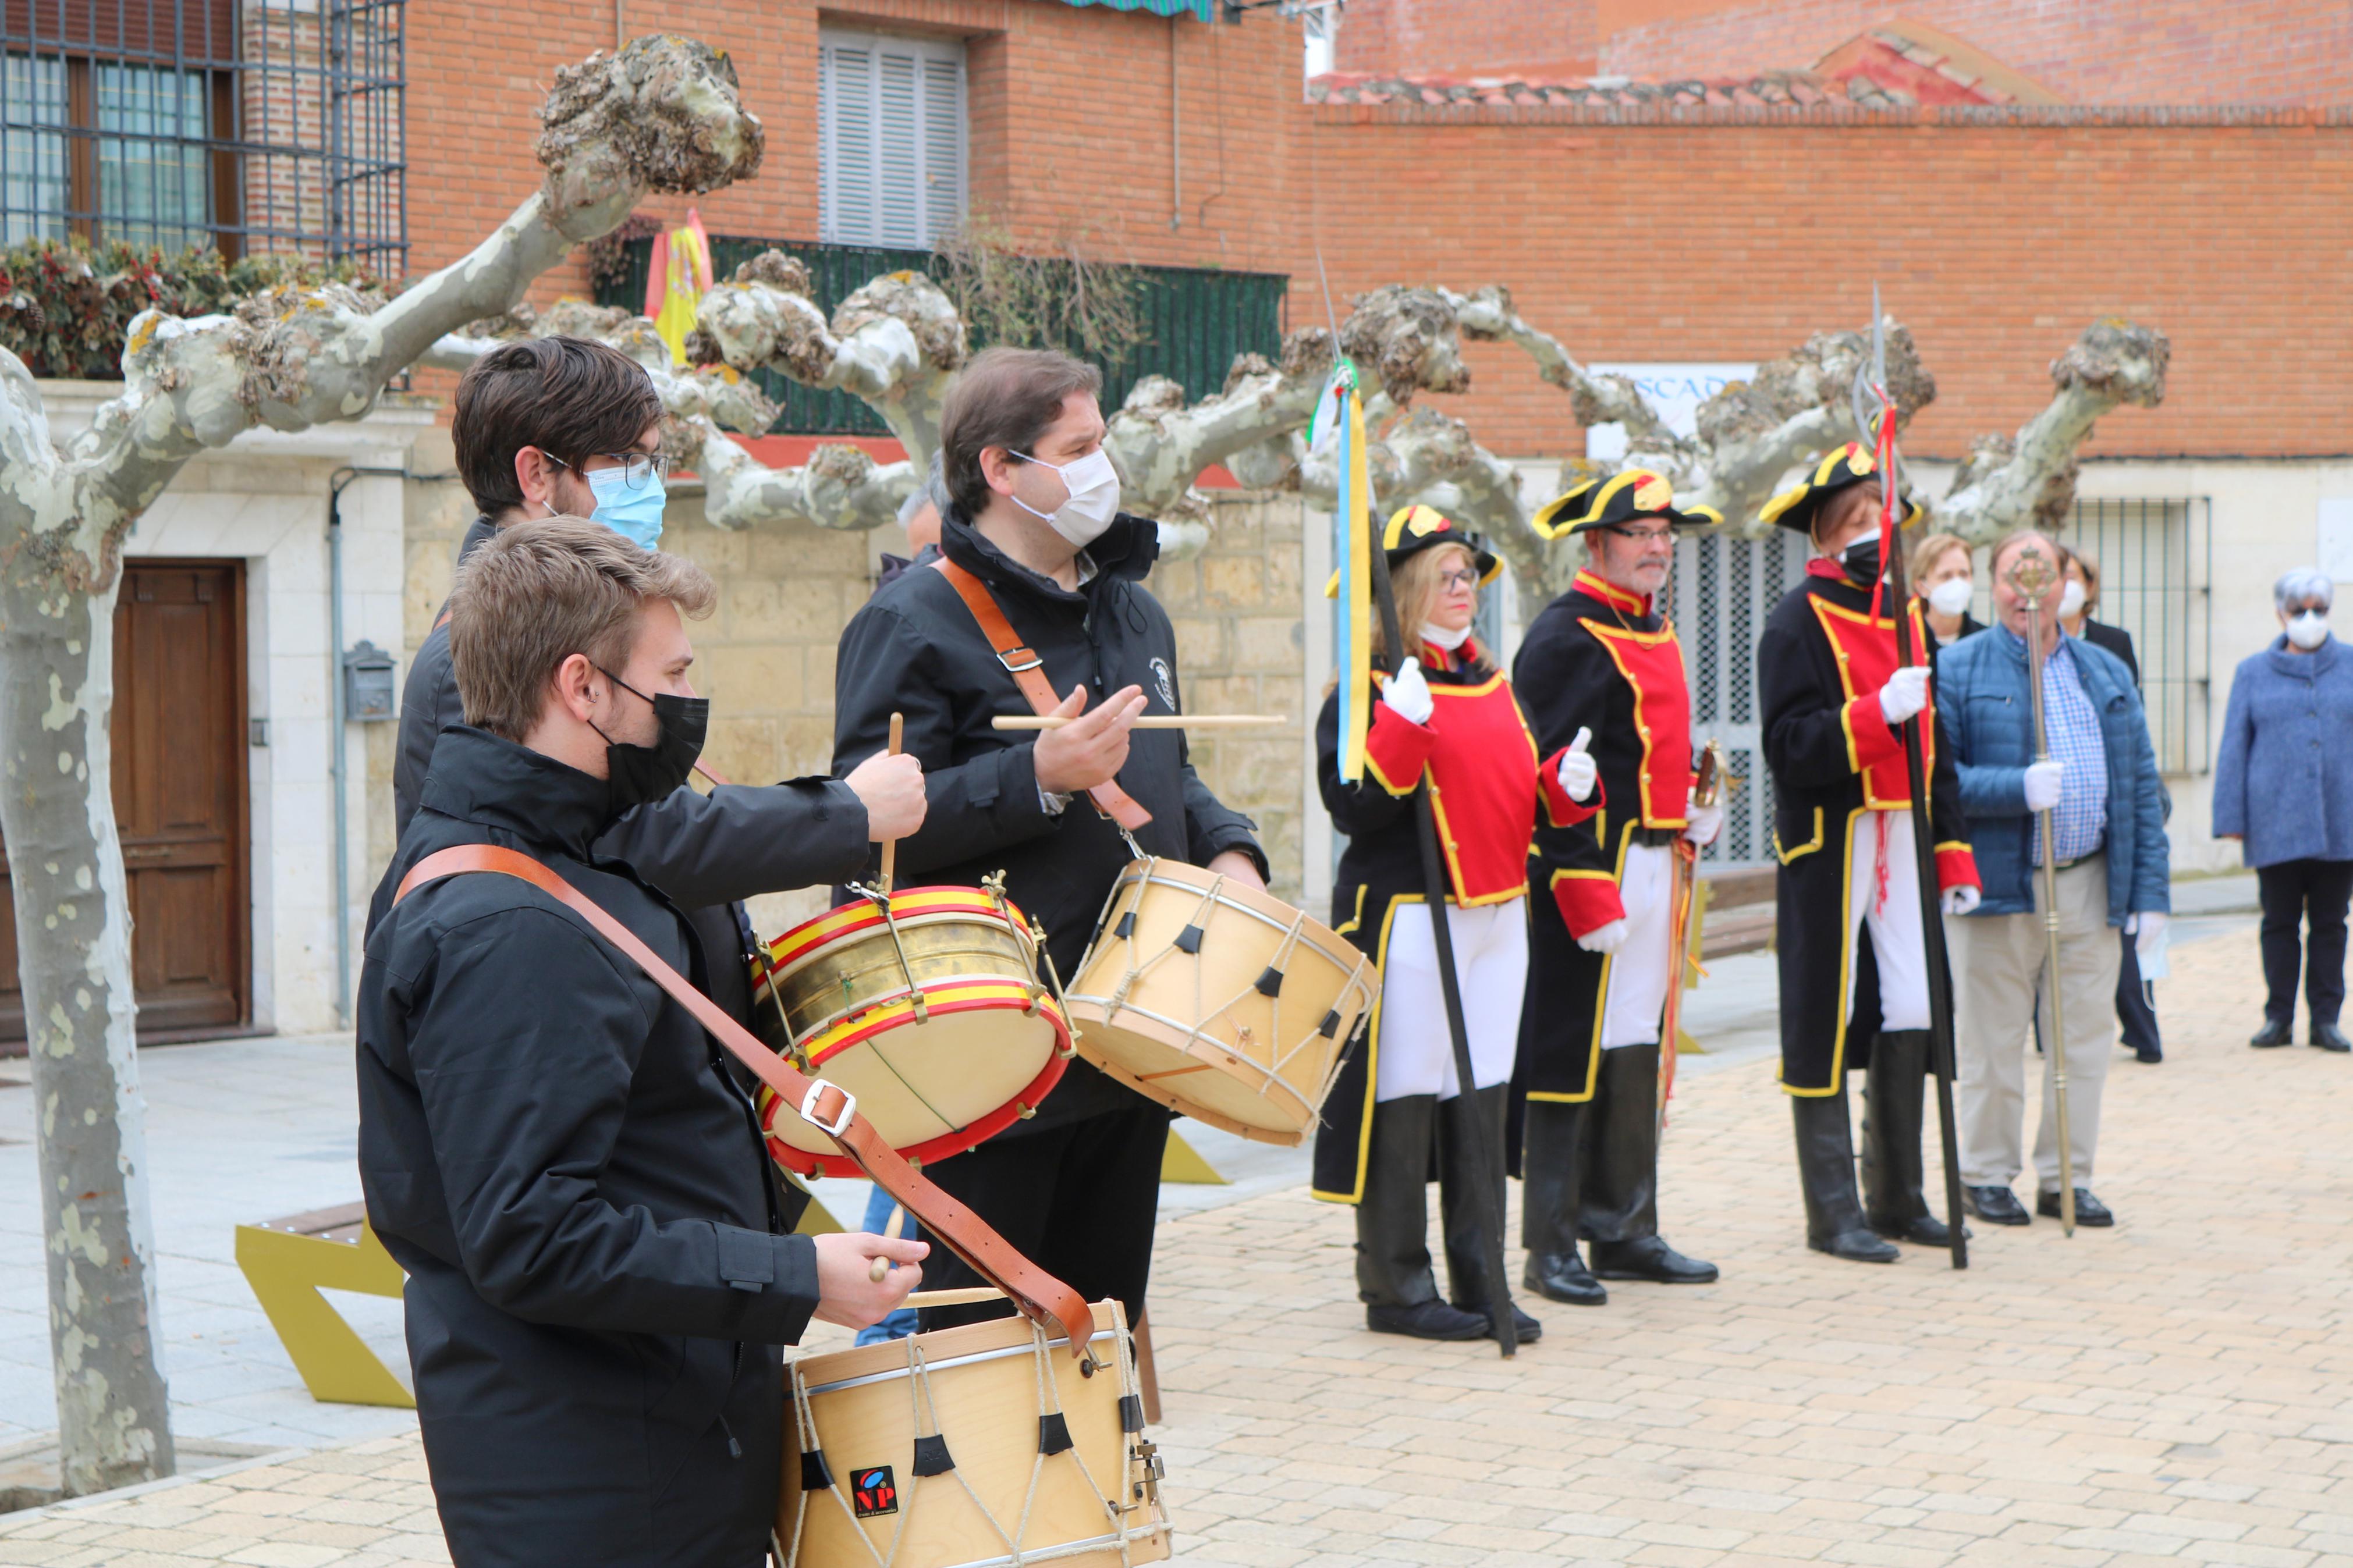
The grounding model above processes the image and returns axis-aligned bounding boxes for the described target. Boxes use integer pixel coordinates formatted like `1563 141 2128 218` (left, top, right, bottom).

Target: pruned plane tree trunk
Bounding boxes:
0 34 762 1495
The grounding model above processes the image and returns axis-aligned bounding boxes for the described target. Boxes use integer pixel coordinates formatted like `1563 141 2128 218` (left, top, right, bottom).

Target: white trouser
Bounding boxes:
1948 856 2118 1190
1375 897 1527 1102
1843 809 1932 1032
1599 842 1677 1050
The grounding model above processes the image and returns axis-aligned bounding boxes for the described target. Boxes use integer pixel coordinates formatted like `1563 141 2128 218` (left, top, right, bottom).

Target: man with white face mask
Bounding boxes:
832 347 1266 1337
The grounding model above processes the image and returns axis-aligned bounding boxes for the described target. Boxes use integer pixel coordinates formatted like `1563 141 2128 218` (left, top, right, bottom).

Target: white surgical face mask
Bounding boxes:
2288 610 2330 650
1927 578 1974 617
2059 580 2088 619
1421 621 1471 651
1010 447 1121 548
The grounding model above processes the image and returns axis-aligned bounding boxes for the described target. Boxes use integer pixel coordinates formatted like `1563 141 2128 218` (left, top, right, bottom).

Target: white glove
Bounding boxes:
1878 664 1930 726
1557 726 1596 802
2022 759 2064 812
1574 918 1629 955
1683 797 1723 847
1380 656 1433 726
2128 911 2168 955
1942 884 1982 916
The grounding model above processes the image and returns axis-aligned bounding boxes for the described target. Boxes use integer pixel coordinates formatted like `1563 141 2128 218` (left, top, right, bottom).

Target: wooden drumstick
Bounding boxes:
867 1200 907 1283
992 714 1282 731
876 712 904 896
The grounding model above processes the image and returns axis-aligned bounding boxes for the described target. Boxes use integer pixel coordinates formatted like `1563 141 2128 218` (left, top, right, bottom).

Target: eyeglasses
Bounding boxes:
1600 525 1674 545
546 450 672 490
1435 568 1481 589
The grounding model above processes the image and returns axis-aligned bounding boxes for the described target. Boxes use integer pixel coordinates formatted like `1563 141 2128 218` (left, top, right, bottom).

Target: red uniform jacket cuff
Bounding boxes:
1843 695 1904 773
1537 748 1603 827
1550 870 1626 940
1935 843 1981 893
1362 701 1438 797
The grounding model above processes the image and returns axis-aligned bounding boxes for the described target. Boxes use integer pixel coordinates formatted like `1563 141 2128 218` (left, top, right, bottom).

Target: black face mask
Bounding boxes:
592 666 708 813
1840 534 1883 586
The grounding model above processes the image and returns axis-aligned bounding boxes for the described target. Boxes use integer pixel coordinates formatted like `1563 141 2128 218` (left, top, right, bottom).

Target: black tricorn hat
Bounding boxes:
1759 442 1921 537
1531 468 1722 540
1324 504 1501 597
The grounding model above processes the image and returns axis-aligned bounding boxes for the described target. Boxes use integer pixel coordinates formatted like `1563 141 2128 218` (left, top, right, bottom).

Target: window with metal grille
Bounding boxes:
819 29 966 251
1668 529 1811 867
2055 497 2213 775
2 0 406 266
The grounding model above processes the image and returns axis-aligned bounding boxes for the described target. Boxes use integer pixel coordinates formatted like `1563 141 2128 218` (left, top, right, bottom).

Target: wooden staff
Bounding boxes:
2004 542 2078 1238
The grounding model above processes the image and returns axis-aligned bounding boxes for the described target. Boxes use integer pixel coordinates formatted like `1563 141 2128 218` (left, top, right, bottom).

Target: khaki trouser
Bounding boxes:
1946 856 2121 1192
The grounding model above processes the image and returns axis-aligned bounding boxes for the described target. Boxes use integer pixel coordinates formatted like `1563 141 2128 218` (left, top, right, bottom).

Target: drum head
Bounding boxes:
1077 1018 1314 1141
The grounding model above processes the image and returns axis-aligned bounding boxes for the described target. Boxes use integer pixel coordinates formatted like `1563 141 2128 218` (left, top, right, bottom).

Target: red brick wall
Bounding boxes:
1292 105 2353 461
402 5 2353 464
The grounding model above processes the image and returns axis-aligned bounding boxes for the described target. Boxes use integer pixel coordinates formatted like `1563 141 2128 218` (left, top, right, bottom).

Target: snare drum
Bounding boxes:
778 1299 1170 1568
752 887 1073 1179
1063 859 1375 1145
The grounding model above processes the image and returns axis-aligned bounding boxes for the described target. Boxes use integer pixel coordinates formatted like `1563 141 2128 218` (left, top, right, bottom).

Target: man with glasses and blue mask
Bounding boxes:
392 337 930 1178
1510 470 1724 1310
832 346 1265 1339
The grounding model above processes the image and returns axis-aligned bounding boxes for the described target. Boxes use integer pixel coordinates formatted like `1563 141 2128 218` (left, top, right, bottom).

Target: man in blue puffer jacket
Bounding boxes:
1936 531 2170 1231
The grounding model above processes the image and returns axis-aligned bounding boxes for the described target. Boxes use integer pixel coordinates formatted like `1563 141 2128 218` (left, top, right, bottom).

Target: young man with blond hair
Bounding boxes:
360 518 923 1567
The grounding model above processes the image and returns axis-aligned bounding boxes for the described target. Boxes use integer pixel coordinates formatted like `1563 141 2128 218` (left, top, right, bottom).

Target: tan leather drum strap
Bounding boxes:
933 557 1152 831
392 843 1097 1357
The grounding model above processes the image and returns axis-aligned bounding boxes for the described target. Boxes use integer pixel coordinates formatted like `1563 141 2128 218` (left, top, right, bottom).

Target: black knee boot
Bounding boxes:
1518 1097 1605 1305
1357 1095 1486 1340
1862 1029 1954 1246
1585 1044 1718 1283
1438 1085 1539 1342
1792 1087 1899 1263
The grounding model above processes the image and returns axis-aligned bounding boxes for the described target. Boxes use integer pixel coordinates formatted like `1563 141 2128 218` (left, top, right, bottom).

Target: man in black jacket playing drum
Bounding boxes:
393 336 930 1044
1512 471 1723 1307
833 347 1266 1332
361 518 927 1567
1756 444 1981 1263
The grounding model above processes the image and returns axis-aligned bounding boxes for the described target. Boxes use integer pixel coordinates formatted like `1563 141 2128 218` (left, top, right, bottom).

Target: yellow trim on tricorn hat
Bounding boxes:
1531 468 1722 540
1323 504 1500 597
1759 442 1921 537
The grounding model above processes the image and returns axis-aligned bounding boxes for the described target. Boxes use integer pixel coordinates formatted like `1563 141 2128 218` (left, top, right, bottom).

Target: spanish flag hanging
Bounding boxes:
644 209 716 367
1326 363 1375 784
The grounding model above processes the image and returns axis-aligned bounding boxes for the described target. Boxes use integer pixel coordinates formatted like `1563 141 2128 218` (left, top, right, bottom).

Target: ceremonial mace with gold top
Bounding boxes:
2000 539 2078 1238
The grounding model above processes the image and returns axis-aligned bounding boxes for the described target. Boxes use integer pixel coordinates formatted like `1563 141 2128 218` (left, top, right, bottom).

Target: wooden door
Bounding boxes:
0 561 250 1044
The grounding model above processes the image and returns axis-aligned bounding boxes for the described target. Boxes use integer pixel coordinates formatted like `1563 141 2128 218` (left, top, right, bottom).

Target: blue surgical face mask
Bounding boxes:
585 465 667 550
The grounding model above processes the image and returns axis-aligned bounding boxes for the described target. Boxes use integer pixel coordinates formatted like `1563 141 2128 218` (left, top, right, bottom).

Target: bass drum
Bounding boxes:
752 887 1071 1178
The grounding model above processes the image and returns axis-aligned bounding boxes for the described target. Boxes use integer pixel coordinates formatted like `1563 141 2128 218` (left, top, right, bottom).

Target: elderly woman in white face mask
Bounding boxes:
1910 532 1985 648
2214 567 2353 1053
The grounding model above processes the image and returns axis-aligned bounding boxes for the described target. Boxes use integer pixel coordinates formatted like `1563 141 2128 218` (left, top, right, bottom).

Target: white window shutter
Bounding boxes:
820 29 966 249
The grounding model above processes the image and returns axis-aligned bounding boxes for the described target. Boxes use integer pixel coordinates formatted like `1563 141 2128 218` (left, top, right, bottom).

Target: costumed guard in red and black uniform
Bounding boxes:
1311 507 1584 1343
1511 471 1723 1306
1756 444 1982 1262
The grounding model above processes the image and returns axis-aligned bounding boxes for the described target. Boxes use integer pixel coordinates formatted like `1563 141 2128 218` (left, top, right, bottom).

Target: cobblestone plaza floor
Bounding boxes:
3 919 2349 1566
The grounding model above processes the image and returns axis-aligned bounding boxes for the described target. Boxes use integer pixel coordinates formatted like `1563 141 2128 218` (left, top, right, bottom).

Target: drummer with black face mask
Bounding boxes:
390 335 929 1099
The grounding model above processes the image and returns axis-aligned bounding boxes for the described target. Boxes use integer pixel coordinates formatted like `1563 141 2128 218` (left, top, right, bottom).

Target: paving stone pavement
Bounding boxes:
5 919 2350 1566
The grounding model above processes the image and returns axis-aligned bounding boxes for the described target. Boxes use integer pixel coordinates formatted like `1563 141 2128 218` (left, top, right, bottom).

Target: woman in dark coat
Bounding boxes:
2214 567 2353 1053
1311 506 1585 1343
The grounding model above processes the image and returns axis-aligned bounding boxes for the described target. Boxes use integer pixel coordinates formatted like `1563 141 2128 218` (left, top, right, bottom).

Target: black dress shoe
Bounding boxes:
1367 1299 1490 1341
2250 1018 2294 1048
2313 1021 2351 1053
1591 1235 1720 1283
1454 1300 1543 1343
2036 1187 2114 1226
1964 1185 2032 1225
1808 1226 1899 1263
1870 1211 1968 1246
1523 1251 1607 1307
2132 1046 2163 1064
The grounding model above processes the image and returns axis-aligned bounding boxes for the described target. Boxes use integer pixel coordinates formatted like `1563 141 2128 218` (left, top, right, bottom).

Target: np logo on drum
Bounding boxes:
851 1465 898 1518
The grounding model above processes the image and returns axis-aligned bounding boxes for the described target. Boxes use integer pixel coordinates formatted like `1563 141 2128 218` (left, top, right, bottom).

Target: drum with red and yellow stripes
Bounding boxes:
750 887 1073 1178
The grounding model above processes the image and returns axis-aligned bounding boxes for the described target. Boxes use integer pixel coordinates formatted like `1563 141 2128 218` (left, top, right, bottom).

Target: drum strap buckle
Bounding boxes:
798 1080 857 1138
